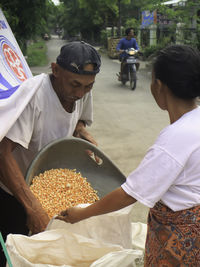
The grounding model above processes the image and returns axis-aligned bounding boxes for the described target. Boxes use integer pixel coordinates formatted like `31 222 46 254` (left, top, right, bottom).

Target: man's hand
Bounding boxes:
73 120 97 146
26 200 50 234
73 121 102 164
119 49 125 54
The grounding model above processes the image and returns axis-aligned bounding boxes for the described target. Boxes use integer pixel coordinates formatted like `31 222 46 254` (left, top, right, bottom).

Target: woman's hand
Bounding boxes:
56 188 136 225
56 207 86 224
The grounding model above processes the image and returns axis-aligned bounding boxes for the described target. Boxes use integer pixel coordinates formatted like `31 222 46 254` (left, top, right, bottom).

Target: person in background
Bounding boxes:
116 27 139 81
0 41 101 266
57 44 200 266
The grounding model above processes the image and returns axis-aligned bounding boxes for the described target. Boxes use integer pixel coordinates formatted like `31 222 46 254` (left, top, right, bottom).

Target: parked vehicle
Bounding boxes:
43 33 50 41
120 48 138 90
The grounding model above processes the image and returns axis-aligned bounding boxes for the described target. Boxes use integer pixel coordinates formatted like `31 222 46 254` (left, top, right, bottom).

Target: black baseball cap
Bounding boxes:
56 41 101 75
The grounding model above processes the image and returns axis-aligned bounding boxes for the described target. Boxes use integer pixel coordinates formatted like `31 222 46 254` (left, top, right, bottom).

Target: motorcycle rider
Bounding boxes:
116 28 139 81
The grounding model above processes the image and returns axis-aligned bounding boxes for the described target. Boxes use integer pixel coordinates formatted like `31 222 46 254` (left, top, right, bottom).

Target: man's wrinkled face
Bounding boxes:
52 63 96 104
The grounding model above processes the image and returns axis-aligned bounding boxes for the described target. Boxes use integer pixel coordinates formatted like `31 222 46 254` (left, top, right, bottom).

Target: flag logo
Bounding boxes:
0 35 28 83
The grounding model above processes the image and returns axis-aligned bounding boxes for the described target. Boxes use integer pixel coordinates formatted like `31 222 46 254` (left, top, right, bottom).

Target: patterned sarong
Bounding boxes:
144 202 200 266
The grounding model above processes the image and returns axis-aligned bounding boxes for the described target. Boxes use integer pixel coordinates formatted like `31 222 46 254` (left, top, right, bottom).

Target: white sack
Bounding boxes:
6 229 123 267
6 229 143 267
46 204 133 249
90 250 143 267
131 222 147 251
6 205 146 267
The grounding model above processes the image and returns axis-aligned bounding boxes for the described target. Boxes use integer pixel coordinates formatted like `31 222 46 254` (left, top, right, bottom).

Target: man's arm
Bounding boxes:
116 38 125 53
133 39 139 51
0 137 49 234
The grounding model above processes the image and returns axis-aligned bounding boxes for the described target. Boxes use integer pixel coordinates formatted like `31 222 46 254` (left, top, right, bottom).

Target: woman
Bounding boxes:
57 44 200 266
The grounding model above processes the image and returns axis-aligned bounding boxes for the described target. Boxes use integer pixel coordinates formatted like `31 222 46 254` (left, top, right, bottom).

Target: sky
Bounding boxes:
52 0 60 5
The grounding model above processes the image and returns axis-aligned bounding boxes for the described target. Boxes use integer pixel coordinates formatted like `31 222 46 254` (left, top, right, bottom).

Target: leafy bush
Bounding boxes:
141 37 172 60
26 40 48 67
100 29 108 47
141 45 158 59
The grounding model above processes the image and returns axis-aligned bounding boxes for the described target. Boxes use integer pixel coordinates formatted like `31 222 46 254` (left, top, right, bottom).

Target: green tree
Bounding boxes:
79 0 133 36
58 0 135 43
58 0 117 43
0 0 57 53
153 0 200 47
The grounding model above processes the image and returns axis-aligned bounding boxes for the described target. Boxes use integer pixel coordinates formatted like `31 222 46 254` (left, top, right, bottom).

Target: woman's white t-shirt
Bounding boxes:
122 107 200 211
4 74 93 180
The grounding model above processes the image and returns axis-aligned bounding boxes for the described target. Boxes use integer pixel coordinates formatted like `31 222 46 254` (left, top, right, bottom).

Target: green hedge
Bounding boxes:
26 40 48 67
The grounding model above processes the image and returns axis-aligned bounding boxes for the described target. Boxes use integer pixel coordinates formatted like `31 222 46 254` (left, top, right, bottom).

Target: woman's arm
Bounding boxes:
57 187 136 223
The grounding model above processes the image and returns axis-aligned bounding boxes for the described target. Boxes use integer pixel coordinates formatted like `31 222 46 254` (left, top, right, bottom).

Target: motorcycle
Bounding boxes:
120 48 138 90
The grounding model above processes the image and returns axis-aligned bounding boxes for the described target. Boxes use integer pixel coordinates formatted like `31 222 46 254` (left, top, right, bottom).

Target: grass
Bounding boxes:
26 39 48 67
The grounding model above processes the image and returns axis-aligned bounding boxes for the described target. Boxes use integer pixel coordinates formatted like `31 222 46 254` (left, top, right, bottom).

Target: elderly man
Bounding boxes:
0 41 101 265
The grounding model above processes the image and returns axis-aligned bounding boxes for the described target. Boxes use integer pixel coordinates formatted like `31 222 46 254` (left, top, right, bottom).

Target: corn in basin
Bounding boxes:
30 168 99 218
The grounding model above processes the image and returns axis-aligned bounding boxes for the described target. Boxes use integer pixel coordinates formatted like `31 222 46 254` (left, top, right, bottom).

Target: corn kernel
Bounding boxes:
30 168 99 218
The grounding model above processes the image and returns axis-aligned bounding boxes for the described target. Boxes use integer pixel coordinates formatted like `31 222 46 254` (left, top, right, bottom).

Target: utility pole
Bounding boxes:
117 0 121 37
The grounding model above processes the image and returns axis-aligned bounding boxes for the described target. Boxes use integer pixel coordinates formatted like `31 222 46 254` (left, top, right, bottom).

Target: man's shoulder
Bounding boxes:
26 74 49 105
22 73 47 89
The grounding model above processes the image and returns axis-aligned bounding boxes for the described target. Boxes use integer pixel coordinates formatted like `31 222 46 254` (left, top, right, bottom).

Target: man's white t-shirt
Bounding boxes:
122 107 200 211
2 74 93 192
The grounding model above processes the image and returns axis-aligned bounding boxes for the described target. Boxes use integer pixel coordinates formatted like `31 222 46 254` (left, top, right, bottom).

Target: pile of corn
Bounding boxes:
30 168 99 218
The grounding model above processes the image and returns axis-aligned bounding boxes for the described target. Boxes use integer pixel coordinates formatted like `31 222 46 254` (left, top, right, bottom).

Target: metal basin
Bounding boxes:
25 137 126 198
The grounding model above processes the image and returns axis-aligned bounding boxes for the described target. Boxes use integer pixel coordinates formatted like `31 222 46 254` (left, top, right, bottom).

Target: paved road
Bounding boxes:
30 36 169 223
